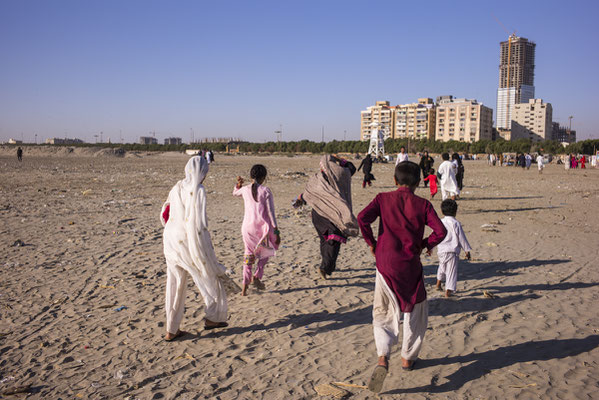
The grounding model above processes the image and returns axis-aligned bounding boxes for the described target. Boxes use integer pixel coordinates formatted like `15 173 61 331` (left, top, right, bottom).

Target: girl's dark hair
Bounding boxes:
250 164 267 202
441 199 458 216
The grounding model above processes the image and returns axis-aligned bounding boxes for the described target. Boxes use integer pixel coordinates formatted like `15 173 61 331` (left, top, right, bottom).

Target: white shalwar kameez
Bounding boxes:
373 272 428 360
395 152 409 165
161 156 228 334
438 160 459 200
436 216 471 291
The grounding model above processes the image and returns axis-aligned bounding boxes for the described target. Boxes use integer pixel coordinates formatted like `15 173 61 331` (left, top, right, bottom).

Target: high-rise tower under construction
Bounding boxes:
496 34 536 129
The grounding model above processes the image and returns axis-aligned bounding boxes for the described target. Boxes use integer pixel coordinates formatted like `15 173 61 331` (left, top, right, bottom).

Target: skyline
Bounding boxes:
1 0 598 144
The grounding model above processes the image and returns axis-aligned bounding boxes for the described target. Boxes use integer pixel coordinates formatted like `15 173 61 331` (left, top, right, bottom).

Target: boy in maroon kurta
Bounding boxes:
358 161 447 393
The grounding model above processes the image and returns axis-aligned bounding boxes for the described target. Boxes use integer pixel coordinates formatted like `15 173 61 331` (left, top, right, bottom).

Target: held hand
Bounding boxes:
426 248 432 257
465 251 471 260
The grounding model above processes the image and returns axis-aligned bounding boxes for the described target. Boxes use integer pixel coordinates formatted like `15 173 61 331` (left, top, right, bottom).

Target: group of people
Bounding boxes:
160 153 474 393
563 154 586 170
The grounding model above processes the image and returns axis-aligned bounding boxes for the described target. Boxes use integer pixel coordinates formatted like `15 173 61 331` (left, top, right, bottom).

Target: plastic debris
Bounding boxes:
81 189 92 195
483 290 496 299
11 239 26 247
115 306 127 311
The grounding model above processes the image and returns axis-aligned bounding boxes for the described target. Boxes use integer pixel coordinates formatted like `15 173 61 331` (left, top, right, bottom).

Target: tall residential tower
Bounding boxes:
496 34 536 129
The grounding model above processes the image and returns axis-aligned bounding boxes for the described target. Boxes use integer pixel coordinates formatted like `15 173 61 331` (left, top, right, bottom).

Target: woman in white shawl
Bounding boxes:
160 156 228 340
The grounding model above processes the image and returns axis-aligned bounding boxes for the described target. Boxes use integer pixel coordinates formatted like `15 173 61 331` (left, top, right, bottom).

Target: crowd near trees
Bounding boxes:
12 138 599 156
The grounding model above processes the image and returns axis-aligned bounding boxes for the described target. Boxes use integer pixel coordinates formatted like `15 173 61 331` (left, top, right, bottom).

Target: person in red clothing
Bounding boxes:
358 161 447 393
580 155 586 169
422 168 438 199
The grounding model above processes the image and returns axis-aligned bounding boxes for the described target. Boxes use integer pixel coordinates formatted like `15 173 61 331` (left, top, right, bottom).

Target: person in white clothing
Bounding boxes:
433 199 471 297
160 156 229 341
536 154 544 174
395 146 409 165
437 153 458 200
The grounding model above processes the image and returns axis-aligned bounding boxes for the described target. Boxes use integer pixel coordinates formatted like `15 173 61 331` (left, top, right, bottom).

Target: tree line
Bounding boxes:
16 138 599 155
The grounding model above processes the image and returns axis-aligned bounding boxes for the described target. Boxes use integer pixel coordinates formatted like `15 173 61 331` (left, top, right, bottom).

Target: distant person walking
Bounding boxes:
17 147 23 162
419 151 434 187
395 146 409 166
423 168 438 199
451 153 464 192
438 153 458 200
358 153 375 188
581 155 586 169
525 153 532 169
537 154 544 174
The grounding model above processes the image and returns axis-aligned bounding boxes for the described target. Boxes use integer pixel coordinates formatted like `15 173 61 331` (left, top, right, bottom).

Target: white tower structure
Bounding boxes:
367 122 385 159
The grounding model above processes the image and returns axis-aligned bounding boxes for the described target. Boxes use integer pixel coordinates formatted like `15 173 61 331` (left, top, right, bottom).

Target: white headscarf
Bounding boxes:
161 157 227 303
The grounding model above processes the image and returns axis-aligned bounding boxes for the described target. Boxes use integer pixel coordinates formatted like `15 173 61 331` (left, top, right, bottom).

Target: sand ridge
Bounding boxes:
1 151 598 399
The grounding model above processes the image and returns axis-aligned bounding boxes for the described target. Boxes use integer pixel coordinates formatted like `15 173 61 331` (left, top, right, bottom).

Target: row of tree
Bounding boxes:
17 138 599 155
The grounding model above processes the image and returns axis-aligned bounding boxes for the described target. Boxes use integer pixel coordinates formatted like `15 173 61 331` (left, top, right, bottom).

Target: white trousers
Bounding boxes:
373 272 428 360
441 188 457 200
165 261 228 334
437 252 459 291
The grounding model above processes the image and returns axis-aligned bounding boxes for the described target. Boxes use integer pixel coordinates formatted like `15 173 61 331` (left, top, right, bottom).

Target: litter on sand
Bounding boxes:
314 383 350 398
81 189 92 196
332 381 368 389
486 242 499 247
483 290 496 299
175 352 195 361
115 306 127 311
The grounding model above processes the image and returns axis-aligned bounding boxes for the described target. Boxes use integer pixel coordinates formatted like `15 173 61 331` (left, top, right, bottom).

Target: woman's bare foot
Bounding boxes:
241 284 248 296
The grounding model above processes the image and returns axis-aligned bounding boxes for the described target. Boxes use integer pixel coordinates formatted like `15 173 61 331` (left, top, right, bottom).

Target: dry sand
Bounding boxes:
1 147 598 399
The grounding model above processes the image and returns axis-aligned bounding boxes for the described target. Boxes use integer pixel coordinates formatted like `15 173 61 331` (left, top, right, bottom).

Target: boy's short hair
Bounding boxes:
442 152 450 160
394 161 420 187
441 199 458 216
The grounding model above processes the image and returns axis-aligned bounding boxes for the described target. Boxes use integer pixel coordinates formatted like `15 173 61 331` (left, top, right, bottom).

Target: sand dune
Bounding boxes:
1 149 598 399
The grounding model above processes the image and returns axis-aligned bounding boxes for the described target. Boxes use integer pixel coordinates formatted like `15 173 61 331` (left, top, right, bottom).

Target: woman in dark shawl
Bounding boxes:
451 153 465 192
357 153 375 188
294 155 358 279
419 151 434 187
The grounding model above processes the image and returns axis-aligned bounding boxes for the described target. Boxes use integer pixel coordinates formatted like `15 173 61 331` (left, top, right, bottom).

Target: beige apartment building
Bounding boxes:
435 97 493 142
360 101 394 141
360 99 436 141
394 98 435 140
510 99 552 142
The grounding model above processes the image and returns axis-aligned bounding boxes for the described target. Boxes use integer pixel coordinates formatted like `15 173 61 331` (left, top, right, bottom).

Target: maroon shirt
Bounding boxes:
358 187 447 312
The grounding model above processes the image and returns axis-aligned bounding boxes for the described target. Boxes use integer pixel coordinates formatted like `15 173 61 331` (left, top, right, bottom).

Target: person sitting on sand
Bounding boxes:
434 199 471 297
233 164 280 296
293 154 358 280
357 161 447 393
160 156 229 341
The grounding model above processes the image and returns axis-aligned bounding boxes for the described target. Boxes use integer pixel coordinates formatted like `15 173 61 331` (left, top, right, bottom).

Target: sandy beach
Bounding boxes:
1 147 598 399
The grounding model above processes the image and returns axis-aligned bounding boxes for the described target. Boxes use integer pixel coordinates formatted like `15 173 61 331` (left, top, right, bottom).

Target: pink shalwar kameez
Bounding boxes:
233 184 278 285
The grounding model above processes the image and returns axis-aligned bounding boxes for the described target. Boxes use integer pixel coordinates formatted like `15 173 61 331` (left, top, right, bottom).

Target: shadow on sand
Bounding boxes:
383 335 599 395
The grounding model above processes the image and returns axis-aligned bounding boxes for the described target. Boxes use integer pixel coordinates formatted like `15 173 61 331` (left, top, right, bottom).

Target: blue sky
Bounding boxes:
1 0 597 143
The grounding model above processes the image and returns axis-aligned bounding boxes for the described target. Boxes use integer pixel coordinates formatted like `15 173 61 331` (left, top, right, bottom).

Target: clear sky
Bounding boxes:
1 0 598 143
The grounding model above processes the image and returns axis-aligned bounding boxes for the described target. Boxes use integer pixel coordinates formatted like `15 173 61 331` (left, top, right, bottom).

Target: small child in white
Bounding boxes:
434 199 472 297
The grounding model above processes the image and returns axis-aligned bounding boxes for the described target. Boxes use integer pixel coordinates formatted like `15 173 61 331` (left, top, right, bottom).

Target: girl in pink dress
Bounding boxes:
233 165 280 296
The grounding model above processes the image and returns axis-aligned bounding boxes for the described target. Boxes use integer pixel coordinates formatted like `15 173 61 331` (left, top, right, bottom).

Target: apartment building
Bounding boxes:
164 137 182 145
394 98 435 140
496 35 536 129
435 97 493 142
360 101 394 141
139 136 158 145
511 99 553 142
